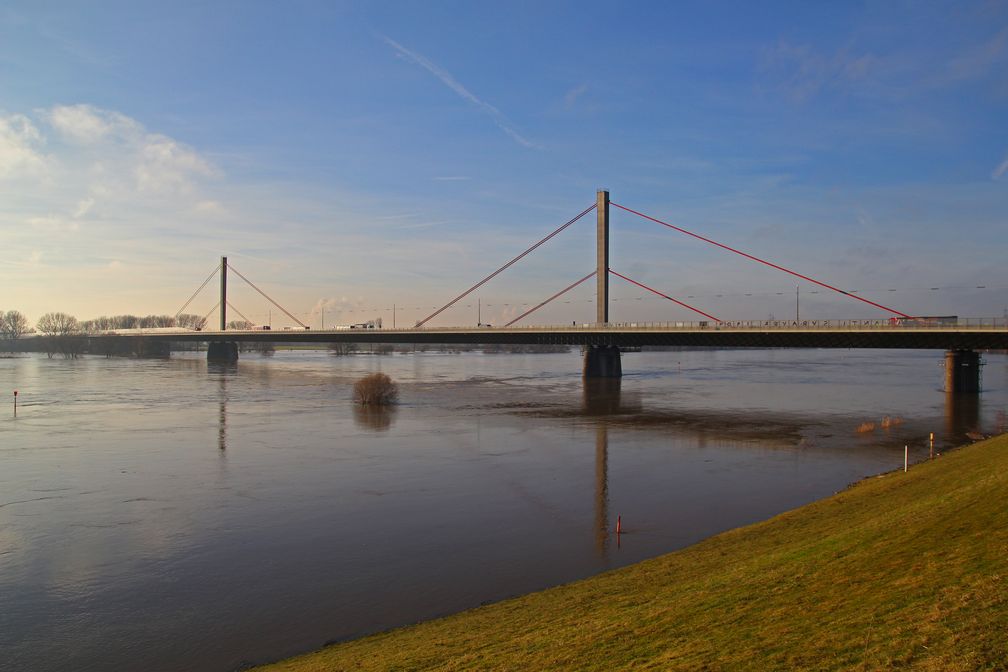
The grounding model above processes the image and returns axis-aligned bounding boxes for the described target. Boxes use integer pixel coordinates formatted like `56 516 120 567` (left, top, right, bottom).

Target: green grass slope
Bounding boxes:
256 435 1008 671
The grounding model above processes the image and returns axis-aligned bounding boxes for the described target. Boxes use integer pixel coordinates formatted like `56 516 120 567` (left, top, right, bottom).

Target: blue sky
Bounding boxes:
1 1 1006 327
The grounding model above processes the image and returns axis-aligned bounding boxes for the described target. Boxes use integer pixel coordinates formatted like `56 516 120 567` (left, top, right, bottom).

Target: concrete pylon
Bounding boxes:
209 256 239 362
588 191 619 378
596 190 609 325
220 256 228 331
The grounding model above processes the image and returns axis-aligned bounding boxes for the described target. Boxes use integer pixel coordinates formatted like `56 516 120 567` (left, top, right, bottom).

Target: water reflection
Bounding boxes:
353 404 397 432
206 362 238 376
218 374 227 452
594 425 609 555
944 392 980 440
581 378 640 415
582 380 631 557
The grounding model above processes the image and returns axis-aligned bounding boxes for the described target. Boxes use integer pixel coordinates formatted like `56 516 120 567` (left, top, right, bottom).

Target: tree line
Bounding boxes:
1 310 209 357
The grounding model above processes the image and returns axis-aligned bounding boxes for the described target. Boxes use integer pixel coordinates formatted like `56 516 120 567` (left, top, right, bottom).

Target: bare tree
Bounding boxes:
329 341 354 356
2 310 29 349
176 313 207 330
36 312 83 358
249 341 275 356
227 320 254 330
115 315 139 329
139 314 176 328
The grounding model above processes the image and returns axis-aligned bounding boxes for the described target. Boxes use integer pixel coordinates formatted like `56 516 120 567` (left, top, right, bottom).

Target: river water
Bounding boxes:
1 348 1006 671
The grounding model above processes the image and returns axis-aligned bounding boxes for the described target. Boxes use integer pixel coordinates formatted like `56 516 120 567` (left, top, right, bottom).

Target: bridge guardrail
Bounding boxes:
81 317 1007 337
412 317 1008 332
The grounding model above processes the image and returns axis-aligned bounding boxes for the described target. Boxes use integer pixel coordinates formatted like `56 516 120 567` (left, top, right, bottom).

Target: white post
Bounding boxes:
904 445 908 472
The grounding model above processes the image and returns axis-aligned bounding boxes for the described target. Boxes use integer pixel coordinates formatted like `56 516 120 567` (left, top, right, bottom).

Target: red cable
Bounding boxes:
415 203 597 328
505 271 597 327
610 202 911 318
609 269 721 322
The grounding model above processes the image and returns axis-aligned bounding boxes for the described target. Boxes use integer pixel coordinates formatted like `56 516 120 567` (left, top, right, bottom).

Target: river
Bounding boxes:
1 348 1005 671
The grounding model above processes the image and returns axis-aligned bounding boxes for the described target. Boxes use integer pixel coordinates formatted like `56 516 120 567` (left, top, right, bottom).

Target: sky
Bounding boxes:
1 0 1006 328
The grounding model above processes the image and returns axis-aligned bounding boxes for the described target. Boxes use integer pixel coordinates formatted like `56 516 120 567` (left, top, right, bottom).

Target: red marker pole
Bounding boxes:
13 390 17 417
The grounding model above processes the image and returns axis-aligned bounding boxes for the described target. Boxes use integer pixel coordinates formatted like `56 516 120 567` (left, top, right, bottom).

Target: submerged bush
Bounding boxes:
353 372 398 406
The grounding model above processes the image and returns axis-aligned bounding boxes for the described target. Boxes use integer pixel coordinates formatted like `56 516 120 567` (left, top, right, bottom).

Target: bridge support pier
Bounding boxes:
583 345 622 378
207 341 239 363
944 349 981 394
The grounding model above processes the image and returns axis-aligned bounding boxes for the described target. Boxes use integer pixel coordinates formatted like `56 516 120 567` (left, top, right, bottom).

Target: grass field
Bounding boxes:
255 434 1008 671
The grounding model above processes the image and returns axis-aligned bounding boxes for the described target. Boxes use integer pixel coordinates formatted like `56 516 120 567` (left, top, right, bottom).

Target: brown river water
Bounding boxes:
1 348 1006 671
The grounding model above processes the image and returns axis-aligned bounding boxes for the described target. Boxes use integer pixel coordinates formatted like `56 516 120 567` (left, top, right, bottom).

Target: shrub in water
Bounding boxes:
354 372 398 406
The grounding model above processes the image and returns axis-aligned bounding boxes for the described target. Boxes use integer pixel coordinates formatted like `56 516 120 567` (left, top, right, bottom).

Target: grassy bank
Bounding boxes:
256 435 1008 671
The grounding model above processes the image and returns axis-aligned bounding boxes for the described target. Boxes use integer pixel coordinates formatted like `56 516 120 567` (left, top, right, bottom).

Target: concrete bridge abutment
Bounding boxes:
207 341 239 363
944 349 981 394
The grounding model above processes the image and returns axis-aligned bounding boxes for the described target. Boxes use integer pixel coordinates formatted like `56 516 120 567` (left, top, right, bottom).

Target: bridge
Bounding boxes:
82 190 1005 391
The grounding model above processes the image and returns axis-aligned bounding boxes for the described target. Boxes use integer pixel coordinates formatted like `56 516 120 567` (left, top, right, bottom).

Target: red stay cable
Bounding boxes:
609 269 721 322
505 271 596 327
415 203 597 328
610 202 911 318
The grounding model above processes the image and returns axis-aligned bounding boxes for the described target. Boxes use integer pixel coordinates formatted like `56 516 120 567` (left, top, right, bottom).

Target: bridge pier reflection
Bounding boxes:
583 378 635 556
594 425 609 554
218 374 227 451
944 391 980 441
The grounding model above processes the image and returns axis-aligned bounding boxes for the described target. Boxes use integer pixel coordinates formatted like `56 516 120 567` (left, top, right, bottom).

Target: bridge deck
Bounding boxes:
83 320 1008 350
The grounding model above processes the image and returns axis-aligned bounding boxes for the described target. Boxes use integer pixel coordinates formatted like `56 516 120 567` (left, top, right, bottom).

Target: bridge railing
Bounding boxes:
83 317 1007 336
422 317 1008 331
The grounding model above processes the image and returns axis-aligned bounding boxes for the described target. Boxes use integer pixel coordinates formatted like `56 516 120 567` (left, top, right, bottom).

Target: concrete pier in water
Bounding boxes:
207 341 239 363
583 345 622 378
944 349 981 393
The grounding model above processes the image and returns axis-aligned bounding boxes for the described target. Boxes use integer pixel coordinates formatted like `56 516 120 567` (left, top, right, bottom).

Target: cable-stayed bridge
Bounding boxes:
84 191 1005 390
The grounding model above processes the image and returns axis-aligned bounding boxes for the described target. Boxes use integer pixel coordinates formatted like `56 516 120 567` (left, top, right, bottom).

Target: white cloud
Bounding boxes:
993 154 1008 180
311 295 365 321
32 104 218 196
46 104 141 144
136 133 217 194
73 197 95 218
0 114 47 178
382 35 537 148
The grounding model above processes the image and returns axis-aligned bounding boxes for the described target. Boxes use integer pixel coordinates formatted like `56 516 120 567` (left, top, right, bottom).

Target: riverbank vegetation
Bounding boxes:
353 373 398 406
255 433 1008 671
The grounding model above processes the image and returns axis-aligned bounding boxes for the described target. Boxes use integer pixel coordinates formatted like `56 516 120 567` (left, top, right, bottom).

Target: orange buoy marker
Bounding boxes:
616 515 622 535
12 390 16 417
